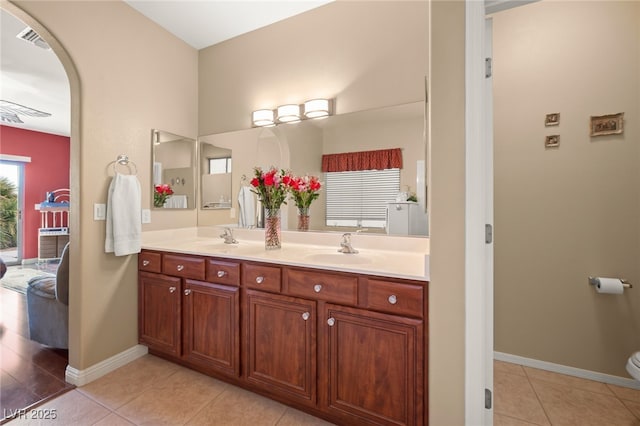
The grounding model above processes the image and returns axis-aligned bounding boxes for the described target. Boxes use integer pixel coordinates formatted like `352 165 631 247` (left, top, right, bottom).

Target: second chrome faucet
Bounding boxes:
338 233 358 254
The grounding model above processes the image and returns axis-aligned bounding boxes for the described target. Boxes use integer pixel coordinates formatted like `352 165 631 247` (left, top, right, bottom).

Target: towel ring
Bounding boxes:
112 154 138 175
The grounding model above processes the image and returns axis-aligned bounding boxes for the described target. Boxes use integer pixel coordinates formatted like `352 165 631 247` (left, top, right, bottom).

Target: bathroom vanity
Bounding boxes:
138 228 428 426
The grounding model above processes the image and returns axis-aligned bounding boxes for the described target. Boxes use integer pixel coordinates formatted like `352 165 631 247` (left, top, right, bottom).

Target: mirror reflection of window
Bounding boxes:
325 168 400 229
209 157 232 175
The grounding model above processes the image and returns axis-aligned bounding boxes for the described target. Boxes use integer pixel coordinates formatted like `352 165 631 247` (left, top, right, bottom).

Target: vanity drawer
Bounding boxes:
206 259 240 287
139 251 162 273
243 263 281 292
163 254 205 280
361 279 424 318
286 268 358 305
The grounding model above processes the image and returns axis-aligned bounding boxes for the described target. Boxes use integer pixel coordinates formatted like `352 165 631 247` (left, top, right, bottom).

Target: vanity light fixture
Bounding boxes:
276 104 301 123
252 98 333 127
303 98 331 119
252 109 275 127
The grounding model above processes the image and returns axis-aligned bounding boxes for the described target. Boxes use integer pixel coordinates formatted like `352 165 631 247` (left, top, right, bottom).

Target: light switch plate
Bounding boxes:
141 209 151 224
94 203 106 220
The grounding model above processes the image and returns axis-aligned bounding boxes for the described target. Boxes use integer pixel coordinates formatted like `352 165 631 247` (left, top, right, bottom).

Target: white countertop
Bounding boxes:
141 227 430 282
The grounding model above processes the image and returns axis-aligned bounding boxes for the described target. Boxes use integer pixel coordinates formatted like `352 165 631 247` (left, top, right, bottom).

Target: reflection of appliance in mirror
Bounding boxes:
386 202 428 236
152 129 196 209
201 144 232 209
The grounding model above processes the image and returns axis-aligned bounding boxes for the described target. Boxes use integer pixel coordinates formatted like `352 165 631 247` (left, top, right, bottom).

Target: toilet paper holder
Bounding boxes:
588 276 633 289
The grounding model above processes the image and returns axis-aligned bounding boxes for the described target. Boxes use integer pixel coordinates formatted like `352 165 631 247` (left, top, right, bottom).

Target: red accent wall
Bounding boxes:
0 126 70 260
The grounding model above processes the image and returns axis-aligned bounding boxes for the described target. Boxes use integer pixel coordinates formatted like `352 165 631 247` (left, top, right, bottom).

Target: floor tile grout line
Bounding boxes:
523 367 554 426
179 384 229 426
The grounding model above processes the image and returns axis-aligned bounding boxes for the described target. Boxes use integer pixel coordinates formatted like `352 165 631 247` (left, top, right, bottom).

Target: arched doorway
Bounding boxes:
1 1 81 417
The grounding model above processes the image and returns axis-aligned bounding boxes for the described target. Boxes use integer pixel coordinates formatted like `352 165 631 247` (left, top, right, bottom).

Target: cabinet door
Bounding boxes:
245 290 316 406
139 272 181 357
322 304 424 426
182 279 240 377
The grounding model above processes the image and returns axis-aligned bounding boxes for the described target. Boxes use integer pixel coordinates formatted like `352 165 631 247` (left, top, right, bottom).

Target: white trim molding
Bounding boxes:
65 344 148 386
495 351 640 390
0 154 31 163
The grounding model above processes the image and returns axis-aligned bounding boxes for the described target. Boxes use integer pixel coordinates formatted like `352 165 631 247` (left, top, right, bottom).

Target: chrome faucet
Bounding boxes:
220 227 238 244
338 233 359 254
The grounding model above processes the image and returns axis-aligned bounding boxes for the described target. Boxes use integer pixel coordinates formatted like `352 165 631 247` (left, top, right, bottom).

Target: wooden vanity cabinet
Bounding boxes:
245 289 317 407
182 279 240 377
139 251 427 426
138 271 181 357
322 303 424 426
138 251 241 378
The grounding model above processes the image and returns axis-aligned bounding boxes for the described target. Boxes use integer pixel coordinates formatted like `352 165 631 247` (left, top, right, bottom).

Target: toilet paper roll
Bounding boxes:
595 277 624 294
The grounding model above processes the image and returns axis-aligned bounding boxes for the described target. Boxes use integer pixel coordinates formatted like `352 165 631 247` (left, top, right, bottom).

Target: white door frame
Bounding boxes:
465 1 493 424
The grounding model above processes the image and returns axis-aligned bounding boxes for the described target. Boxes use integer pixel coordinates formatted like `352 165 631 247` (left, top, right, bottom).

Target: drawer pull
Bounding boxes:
184 289 191 296
327 317 335 327
169 286 176 293
142 260 150 266
388 295 398 305
314 284 322 293
176 265 184 272
302 312 310 321
256 276 264 284
217 270 227 278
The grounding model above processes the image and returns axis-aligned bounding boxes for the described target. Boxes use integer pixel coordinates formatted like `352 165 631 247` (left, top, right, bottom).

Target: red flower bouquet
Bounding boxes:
154 184 173 207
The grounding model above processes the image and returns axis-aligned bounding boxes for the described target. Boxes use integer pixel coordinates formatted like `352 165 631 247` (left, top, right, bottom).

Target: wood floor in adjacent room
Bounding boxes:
0 287 74 424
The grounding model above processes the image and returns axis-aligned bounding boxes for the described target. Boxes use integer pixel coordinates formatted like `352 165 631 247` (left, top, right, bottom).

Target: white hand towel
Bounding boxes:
105 173 142 256
164 195 187 208
238 186 256 228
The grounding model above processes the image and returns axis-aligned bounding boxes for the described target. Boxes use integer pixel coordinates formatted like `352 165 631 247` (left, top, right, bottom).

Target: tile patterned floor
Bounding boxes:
4 355 334 426
494 360 640 426
4 355 640 425
3 282 640 425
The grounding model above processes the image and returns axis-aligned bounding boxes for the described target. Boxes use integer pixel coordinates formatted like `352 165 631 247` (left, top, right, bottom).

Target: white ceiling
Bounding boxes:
0 1 332 137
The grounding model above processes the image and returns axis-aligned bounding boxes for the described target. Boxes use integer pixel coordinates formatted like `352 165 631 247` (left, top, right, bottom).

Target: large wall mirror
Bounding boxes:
151 129 196 210
197 101 427 236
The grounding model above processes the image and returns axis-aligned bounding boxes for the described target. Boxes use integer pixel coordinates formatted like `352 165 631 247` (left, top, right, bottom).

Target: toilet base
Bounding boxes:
627 352 640 381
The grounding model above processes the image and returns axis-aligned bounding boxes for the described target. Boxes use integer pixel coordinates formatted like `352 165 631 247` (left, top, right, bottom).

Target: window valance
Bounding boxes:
321 148 402 173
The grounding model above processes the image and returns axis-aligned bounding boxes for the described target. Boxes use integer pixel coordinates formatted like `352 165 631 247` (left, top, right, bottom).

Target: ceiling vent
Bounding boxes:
16 27 51 50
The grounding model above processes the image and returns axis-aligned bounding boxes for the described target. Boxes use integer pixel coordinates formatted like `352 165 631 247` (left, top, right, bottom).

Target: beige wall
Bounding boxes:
6 0 198 368
198 1 428 135
429 1 466 424
493 1 640 377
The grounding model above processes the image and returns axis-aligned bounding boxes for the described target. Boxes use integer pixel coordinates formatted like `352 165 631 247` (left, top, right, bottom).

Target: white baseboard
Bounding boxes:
494 351 640 390
65 344 148 386
21 258 38 265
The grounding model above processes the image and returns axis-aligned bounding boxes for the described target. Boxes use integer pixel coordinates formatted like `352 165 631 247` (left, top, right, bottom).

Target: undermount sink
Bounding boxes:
304 252 373 265
186 241 263 255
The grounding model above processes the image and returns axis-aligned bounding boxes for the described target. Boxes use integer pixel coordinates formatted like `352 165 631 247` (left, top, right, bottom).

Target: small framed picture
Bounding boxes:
545 113 560 126
545 135 560 148
590 113 624 136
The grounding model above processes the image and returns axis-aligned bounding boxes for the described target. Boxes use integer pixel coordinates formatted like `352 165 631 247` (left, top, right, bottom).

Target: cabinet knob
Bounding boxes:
176 264 184 271
256 276 264 284
217 270 226 278
169 286 176 293
302 312 310 321
388 294 398 305
184 289 191 296
142 260 150 266
327 317 335 327
314 284 322 293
